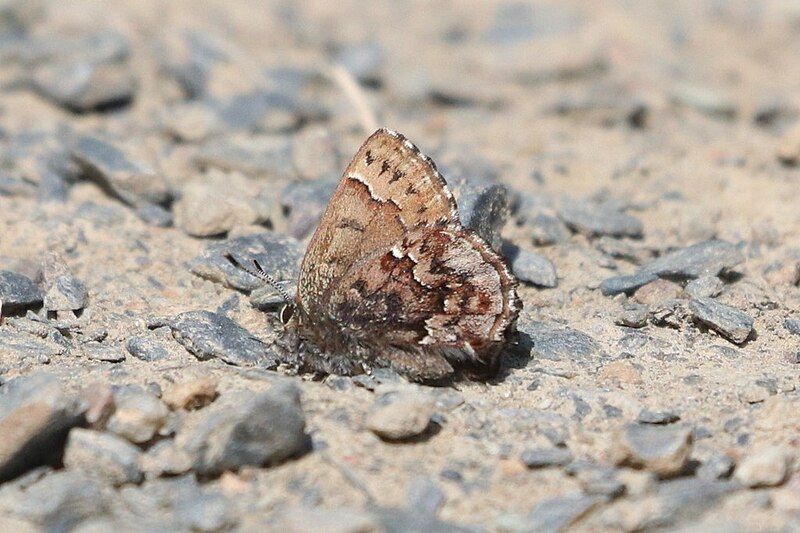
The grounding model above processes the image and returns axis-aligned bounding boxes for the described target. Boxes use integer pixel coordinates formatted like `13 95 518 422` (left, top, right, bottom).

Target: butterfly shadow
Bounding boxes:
487 330 534 384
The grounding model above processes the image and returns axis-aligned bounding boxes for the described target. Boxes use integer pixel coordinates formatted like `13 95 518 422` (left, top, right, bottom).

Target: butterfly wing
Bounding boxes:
297 128 459 317
324 227 520 377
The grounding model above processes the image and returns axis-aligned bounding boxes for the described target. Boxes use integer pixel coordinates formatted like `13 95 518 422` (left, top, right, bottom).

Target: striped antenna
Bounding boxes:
223 252 296 310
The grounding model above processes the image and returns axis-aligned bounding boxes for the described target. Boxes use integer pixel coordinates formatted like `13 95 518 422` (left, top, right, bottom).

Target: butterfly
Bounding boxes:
228 128 521 381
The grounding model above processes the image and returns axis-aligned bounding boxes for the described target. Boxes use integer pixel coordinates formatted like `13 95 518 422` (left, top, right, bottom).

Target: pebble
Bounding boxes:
0 328 63 362
176 382 307 476
169 310 278 367
43 274 88 312
162 376 219 410
632 279 683 306
456 182 510 251
526 494 605 532
528 214 570 246
195 133 294 178
503 243 558 287
107 388 169 444
0 374 81 482
640 240 744 279
670 83 737 119
696 453 734 481
520 447 573 468
126 335 169 361
134 203 173 227
291 126 340 180
637 409 680 425
84 342 126 362
611 423 693 477
71 136 169 206
734 446 793 488
173 182 264 237
188 232 304 292
32 60 136 113
615 305 649 328
558 201 643 238
161 102 223 142
275 506 380 533
689 298 754 344
216 90 299 132
517 318 601 362
777 121 800 166
684 276 723 299
406 476 445 518
63 428 143 486
0 270 42 314
366 391 434 441
600 271 658 296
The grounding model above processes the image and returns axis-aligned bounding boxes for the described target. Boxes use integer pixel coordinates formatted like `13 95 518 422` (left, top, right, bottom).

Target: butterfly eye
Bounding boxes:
279 304 294 324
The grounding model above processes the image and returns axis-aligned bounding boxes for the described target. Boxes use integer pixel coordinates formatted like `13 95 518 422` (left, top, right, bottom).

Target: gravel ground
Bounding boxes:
1 1 800 531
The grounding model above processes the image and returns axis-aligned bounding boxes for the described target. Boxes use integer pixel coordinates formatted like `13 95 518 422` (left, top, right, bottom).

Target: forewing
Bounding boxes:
297 129 459 316
324 227 520 368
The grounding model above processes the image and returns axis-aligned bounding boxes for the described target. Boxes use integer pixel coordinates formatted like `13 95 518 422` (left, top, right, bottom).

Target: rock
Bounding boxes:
684 276 723 299
63 429 143 486
517 318 601 362
173 490 237 532
366 391 434 441
0 271 42 314
784 317 800 336
161 102 223 142
734 446 793 488
696 453 734 481
43 275 88 312
502 244 557 287
175 382 308 476
637 409 680 425
0 328 63 362
173 182 264 237
558 202 643 238
615 305 649 328
134 203 173 227
632 279 683 306
169 310 277 367
0 373 83 482
670 83 737 119
71 136 169 206
195 133 294 178
291 126 340 180
520 447 573 469
107 388 169 444
279 178 338 240
600 271 658 297
689 298 754 344
457 182 510 251
216 90 299 132
611 423 693 478
125 335 169 361
0 471 108 531
188 232 304 292
84 342 126 362
32 60 136 113
526 494 604 532
406 476 445 518
162 376 218 410
528 214 570 246
640 240 744 279
81 383 116 429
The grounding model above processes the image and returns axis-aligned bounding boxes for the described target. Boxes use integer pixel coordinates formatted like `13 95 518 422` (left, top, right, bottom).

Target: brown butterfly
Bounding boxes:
229 128 521 381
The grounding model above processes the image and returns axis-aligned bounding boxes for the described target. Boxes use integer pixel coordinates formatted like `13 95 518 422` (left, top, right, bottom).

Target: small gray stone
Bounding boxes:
44 275 88 311
684 276 723 299
640 240 744 280
84 342 126 362
32 60 136 113
670 83 737 119
784 317 800 336
696 453 734 481
195 133 294 177
0 328 63 362
457 182 510 251
734 446 793 488
173 182 264 237
0 270 42 314
517 318 601 362
637 409 680 425
528 214 570 246
611 423 693 477
600 272 658 296
63 429 143 486
616 305 649 328
406 476 444 518
503 244 558 287
176 382 307 476
189 232 304 292
126 335 169 361
249 281 297 311
71 136 169 206
173 491 237 532
216 90 299 132
521 447 573 468
134 203 173 227
275 506 380 533
689 298 754 344
0 373 83 482
169 310 277 367
558 202 643 238
526 494 604 532
366 391 434 441
107 388 169 444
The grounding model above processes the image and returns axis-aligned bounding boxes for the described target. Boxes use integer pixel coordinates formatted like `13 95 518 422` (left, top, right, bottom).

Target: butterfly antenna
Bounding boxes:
223 252 296 309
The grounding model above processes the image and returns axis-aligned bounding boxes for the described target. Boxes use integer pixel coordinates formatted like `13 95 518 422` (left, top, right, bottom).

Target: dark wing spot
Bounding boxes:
405 183 417 195
389 169 404 184
417 205 427 214
379 160 390 176
336 217 366 232
365 150 374 166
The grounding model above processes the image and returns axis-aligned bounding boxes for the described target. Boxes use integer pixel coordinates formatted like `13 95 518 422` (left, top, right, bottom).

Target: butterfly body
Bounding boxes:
279 128 520 381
